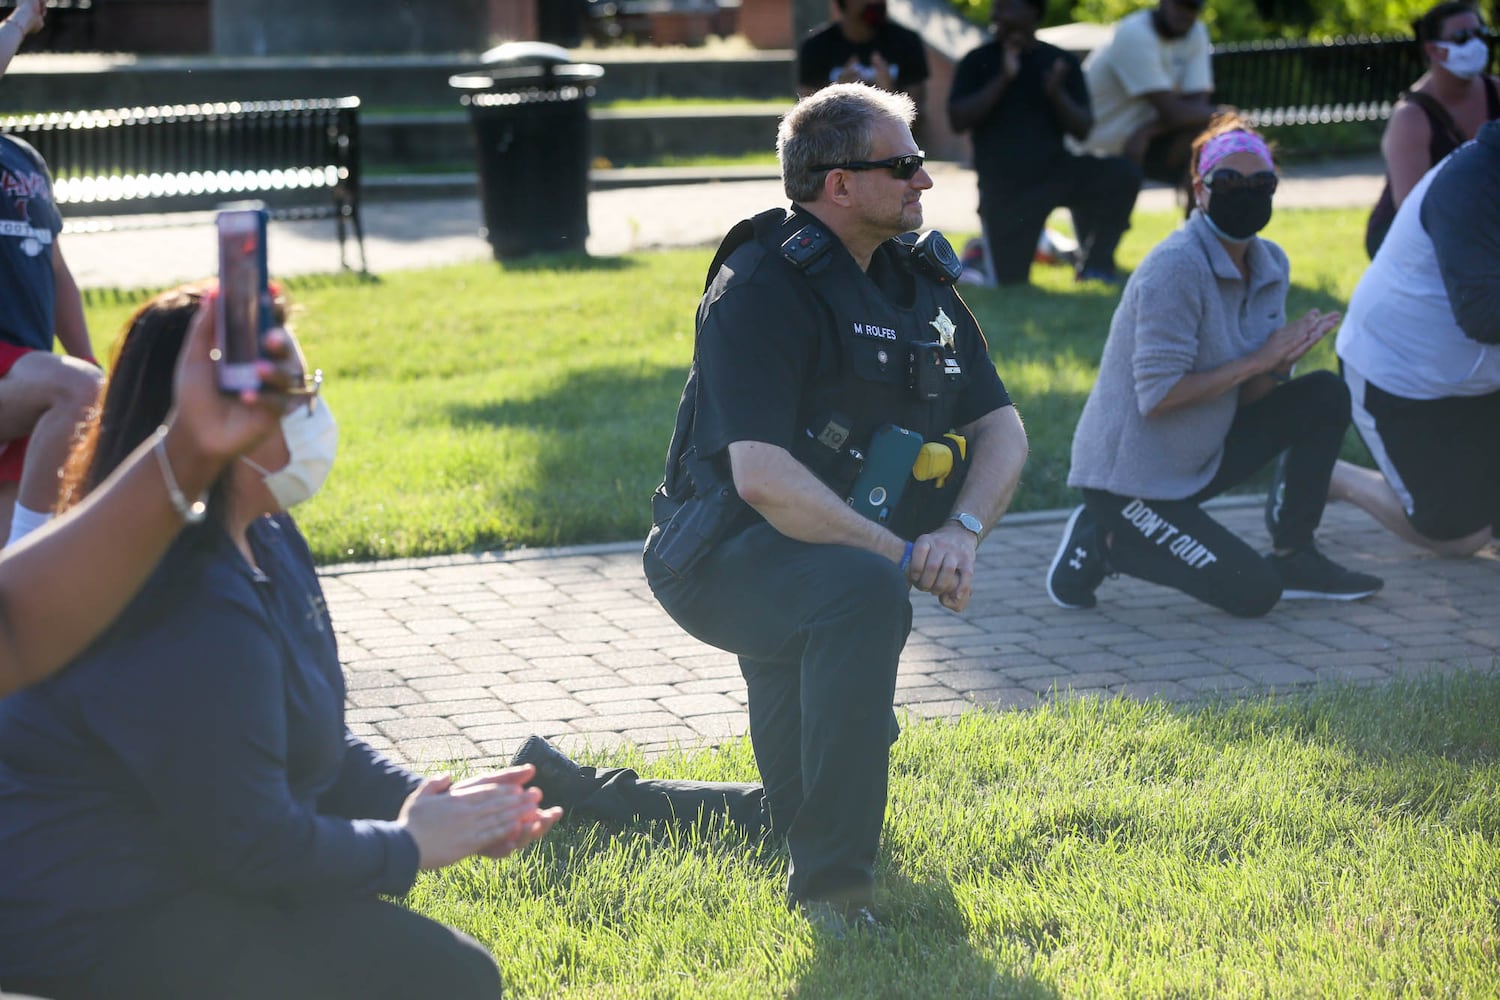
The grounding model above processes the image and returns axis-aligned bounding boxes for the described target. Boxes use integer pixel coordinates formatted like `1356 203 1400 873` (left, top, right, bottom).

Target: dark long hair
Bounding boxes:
1414 2 1479 49
56 281 287 526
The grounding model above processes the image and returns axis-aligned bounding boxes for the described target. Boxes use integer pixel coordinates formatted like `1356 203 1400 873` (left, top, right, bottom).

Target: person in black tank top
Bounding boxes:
1367 1 1500 258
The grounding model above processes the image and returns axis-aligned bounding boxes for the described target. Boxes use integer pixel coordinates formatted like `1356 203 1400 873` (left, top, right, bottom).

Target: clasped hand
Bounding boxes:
904 523 978 613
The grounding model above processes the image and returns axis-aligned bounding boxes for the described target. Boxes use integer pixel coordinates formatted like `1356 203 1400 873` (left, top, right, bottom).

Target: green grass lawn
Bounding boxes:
410 671 1500 998
80 207 1374 564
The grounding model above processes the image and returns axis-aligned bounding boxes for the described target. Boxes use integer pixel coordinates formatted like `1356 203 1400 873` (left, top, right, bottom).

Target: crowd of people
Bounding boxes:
0 0 1494 993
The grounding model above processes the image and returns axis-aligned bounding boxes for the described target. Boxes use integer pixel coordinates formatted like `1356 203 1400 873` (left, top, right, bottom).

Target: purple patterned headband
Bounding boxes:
1198 130 1273 178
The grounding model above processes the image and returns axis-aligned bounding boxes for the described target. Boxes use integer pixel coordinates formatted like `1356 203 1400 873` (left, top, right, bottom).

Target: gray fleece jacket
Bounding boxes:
1068 211 1289 499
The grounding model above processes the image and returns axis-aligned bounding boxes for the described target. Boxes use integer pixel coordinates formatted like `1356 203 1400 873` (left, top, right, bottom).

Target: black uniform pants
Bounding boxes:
1 892 501 1000
567 763 769 835
1083 371 1350 618
981 152 1141 284
644 519 910 907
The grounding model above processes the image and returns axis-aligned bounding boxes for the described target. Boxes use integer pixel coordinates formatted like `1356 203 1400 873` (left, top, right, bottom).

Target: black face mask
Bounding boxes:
1201 170 1277 242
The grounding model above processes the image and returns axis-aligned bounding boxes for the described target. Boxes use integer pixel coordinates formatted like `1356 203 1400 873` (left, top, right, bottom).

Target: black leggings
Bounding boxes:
2 892 501 1000
1083 371 1350 618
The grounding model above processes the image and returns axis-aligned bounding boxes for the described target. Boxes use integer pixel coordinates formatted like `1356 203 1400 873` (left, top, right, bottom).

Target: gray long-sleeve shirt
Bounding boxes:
1068 212 1289 500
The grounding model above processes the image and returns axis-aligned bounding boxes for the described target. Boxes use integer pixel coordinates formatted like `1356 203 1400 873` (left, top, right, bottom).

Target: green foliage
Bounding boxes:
948 0 1445 41
410 670 1500 998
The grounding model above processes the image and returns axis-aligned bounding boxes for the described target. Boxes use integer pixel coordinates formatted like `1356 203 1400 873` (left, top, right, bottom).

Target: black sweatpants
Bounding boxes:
2 892 501 1000
645 519 910 907
981 152 1141 284
1083 371 1350 618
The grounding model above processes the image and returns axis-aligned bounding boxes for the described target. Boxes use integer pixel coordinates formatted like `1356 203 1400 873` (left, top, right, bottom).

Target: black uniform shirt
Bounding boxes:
689 213 1011 467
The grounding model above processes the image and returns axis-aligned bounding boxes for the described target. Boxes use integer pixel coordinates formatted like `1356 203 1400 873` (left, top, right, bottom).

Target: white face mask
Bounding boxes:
242 400 338 510
1438 37 1490 80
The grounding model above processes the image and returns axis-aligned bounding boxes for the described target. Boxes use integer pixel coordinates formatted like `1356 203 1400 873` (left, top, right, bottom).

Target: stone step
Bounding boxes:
0 50 797 113
362 103 787 171
362 163 784 202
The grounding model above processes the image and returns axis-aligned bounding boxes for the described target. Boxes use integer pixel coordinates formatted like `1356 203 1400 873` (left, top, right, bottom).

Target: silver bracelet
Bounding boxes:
152 427 207 524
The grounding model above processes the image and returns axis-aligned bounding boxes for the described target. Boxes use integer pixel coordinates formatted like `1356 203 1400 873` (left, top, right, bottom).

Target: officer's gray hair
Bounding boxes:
777 84 917 203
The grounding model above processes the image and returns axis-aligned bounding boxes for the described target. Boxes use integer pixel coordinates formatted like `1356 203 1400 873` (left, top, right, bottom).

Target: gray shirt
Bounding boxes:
1068 212 1289 499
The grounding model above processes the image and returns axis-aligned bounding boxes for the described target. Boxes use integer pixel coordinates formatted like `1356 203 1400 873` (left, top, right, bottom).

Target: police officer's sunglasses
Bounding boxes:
811 152 926 180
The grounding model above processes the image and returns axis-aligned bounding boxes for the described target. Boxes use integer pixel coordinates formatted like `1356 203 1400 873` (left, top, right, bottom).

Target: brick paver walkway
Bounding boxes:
322 501 1499 769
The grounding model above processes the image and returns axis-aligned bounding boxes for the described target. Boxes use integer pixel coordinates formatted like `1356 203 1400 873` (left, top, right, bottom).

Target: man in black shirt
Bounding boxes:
948 0 1141 284
797 0 929 113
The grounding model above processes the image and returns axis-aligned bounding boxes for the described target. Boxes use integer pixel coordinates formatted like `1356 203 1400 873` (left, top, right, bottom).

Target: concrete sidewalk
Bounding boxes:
60 158 1385 289
62 158 1500 769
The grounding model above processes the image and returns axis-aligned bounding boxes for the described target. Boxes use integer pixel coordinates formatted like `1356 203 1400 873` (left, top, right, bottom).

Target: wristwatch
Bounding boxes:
947 511 983 537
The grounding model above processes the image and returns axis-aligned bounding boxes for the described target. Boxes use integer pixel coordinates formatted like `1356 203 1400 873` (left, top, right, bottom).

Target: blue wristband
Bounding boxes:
899 541 914 574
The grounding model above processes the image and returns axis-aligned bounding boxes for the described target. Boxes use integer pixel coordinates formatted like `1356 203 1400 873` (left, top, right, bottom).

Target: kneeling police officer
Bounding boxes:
517 83 1028 938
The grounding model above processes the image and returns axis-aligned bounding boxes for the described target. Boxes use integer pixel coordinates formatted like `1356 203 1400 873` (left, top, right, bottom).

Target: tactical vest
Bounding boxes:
667 208 971 539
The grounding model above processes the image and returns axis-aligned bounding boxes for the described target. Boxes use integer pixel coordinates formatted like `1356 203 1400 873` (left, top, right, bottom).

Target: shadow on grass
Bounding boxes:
792 874 1057 999
441 365 685 546
522 813 1055 998
495 252 640 274
443 365 685 433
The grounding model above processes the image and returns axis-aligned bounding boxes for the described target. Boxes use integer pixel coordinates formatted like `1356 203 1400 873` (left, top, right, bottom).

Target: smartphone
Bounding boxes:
847 424 924 524
215 202 271 393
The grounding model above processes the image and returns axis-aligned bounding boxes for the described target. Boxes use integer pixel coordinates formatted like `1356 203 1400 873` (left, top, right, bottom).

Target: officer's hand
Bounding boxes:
907 524 978 612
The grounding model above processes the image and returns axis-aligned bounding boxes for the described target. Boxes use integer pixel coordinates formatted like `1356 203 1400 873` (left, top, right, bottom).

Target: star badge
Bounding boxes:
930 308 956 350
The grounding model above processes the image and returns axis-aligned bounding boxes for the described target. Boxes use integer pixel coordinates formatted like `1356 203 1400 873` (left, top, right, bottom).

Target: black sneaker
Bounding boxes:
509 735 598 812
1047 505 1107 609
1264 453 1287 543
1269 546 1383 601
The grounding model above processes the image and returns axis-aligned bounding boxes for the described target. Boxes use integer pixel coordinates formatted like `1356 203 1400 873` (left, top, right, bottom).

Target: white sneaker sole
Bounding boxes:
1279 587 1382 601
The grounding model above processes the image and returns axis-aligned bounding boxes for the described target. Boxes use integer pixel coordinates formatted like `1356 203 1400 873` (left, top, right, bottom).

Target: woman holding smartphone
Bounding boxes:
0 284 559 1000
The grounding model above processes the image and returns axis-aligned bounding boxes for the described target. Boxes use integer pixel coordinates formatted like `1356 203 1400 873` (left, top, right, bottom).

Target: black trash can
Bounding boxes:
451 43 605 260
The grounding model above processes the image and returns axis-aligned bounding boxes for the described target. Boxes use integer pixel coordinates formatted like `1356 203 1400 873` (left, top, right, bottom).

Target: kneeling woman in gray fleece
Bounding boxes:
1047 112 1383 617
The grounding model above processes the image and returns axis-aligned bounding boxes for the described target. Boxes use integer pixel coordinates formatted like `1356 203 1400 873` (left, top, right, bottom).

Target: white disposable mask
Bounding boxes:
1438 37 1490 80
243 400 338 510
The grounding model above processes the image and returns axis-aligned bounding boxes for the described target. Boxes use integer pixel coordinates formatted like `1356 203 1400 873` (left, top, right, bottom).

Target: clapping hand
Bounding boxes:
400 769 560 870
834 55 866 85
1043 56 1069 98
1001 37 1023 81
1258 307 1341 375
8 0 45 36
451 766 561 859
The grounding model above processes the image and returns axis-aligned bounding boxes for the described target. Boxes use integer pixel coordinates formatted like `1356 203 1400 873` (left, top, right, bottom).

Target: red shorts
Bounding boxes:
0 342 33 484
